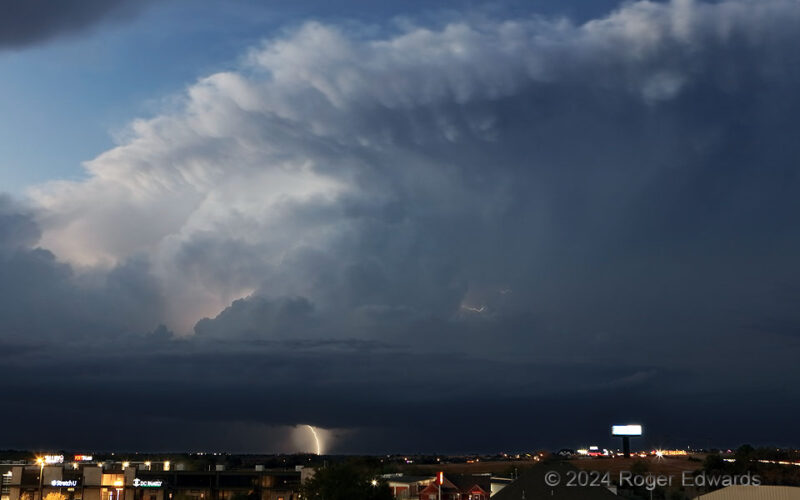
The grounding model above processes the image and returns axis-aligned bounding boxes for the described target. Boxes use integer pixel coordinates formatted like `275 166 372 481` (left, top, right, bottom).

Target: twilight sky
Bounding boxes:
1 0 799 454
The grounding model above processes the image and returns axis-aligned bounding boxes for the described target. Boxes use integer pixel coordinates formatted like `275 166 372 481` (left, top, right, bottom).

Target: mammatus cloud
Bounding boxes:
0 0 158 49
3 0 800 450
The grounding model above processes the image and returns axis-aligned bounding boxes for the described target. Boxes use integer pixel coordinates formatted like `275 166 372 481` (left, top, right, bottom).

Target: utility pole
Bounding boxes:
37 458 44 500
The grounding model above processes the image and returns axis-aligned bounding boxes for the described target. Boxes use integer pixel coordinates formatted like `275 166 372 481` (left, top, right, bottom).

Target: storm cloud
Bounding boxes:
0 0 159 49
0 195 165 342
2 0 800 452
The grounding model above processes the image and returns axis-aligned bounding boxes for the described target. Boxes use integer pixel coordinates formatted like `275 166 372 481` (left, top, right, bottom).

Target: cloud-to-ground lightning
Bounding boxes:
306 425 322 455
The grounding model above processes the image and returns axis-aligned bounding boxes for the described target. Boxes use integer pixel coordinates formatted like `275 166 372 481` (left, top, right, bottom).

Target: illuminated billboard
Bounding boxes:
612 424 643 436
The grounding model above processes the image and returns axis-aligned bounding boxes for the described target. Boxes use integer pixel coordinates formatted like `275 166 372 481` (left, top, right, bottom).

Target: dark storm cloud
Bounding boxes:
0 196 39 251
0 196 165 340
0 0 156 49
194 296 316 338
4 0 800 451
1 340 796 452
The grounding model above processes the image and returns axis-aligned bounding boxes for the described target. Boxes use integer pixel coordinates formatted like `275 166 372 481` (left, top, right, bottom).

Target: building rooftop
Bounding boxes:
696 485 800 500
490 462 618 500
384 475 436 484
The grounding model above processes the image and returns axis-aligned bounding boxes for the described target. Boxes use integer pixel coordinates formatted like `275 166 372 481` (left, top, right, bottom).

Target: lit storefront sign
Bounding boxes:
44 455 65 464
133 479 163 488
74 455 94 462
51 480 79 487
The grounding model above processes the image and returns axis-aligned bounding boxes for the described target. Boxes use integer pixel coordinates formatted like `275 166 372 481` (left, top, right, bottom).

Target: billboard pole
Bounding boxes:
612 425 642 459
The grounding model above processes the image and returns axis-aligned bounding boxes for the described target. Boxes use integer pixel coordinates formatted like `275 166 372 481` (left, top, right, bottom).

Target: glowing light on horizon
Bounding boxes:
306 425 322 455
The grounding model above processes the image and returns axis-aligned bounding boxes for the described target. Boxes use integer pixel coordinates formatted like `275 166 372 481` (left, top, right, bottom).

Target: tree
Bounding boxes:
301 463 392 500
702 454 726 473
734 445 755 465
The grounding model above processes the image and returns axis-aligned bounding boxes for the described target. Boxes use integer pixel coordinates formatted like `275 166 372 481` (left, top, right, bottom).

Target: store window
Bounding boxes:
101 475 125 487
101 488 125 500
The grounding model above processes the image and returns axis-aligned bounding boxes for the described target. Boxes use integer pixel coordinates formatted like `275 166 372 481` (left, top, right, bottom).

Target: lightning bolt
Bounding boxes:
306 425 322 455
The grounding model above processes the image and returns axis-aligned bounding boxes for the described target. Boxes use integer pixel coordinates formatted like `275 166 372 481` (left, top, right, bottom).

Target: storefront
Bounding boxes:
8 465 299 500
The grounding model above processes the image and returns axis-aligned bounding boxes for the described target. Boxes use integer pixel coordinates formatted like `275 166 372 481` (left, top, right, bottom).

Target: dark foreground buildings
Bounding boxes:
6 462 301 500
490 463 617 500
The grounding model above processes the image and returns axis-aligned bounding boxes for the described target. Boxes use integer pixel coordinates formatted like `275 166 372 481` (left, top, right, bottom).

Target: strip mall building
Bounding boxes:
7 462 301 500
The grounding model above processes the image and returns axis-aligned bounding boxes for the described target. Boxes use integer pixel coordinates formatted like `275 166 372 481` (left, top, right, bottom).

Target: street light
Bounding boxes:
36 458 45 500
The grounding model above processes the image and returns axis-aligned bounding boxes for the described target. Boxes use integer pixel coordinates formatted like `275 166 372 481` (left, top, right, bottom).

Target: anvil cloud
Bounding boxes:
2 0 800 452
